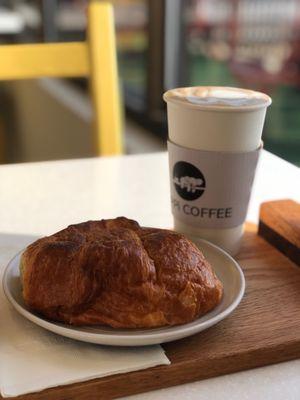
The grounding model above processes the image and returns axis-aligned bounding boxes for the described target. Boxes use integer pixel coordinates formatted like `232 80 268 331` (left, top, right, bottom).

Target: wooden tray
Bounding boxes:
5 225 300 400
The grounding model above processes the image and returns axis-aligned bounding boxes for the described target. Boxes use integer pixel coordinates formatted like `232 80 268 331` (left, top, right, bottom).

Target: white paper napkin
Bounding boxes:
0 234 170 398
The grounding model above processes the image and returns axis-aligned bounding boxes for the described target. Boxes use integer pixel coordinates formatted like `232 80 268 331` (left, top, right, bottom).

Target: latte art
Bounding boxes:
164 86 271 110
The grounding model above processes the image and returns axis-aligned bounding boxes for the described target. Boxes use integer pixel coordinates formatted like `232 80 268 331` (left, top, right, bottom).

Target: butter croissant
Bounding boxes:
21 217 223 328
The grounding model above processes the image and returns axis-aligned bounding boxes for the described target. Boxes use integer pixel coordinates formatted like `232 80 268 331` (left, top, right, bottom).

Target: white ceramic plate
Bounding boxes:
3 240 245 346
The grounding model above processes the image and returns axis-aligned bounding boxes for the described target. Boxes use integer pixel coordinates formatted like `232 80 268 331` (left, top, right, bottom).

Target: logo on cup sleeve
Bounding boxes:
173 161 206 200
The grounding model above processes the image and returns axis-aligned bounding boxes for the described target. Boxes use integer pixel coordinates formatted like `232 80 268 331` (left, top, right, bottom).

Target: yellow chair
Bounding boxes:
0 1 123 156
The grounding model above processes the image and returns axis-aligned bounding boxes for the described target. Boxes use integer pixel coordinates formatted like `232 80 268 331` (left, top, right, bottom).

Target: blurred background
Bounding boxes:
0 0 299 165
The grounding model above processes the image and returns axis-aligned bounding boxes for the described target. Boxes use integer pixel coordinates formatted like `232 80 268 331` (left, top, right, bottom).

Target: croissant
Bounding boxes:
21 217 223 328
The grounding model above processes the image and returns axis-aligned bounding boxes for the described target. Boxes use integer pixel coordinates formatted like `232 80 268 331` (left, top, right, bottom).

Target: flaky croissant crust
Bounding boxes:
21 217 223 328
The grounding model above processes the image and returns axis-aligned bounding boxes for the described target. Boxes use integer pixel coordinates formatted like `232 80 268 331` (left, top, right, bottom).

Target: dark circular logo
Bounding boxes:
173 161 206 200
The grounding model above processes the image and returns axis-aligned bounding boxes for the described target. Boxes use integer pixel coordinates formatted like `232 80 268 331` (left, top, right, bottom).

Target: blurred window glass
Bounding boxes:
183 0 300 165
39 0 148 111
1 0 299 165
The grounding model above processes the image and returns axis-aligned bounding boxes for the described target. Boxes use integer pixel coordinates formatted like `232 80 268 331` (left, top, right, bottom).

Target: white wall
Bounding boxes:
5 78 93 163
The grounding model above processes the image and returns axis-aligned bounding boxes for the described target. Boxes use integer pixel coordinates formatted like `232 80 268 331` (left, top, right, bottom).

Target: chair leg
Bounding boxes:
88 2 123 156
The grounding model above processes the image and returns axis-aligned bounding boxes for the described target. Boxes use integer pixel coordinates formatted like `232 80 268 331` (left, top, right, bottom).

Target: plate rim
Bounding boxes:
2 239 245 345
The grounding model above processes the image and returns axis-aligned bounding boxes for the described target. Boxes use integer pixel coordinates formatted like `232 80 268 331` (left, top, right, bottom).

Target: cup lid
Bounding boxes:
163 86 272 112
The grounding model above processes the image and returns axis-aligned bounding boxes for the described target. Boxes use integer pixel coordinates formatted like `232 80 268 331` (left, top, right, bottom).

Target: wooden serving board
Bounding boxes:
5 224 300 400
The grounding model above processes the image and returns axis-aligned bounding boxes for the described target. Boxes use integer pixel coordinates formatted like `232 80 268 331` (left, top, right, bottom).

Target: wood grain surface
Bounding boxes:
3 225 300 400
258 199 300 265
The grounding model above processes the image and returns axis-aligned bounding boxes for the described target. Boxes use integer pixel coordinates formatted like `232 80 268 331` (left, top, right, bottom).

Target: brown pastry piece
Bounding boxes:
21 217 223 328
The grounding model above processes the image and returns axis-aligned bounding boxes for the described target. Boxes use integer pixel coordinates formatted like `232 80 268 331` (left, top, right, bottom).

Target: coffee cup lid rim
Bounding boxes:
163 86 272 112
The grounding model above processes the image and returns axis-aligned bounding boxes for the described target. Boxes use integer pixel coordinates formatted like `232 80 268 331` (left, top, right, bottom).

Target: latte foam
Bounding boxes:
164 86 271 110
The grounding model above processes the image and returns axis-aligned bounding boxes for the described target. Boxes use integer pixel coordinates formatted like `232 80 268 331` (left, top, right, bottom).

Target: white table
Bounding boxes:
0 150 299 399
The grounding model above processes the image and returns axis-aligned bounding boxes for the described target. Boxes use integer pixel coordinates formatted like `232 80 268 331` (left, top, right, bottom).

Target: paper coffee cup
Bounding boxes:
164 86 271 255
